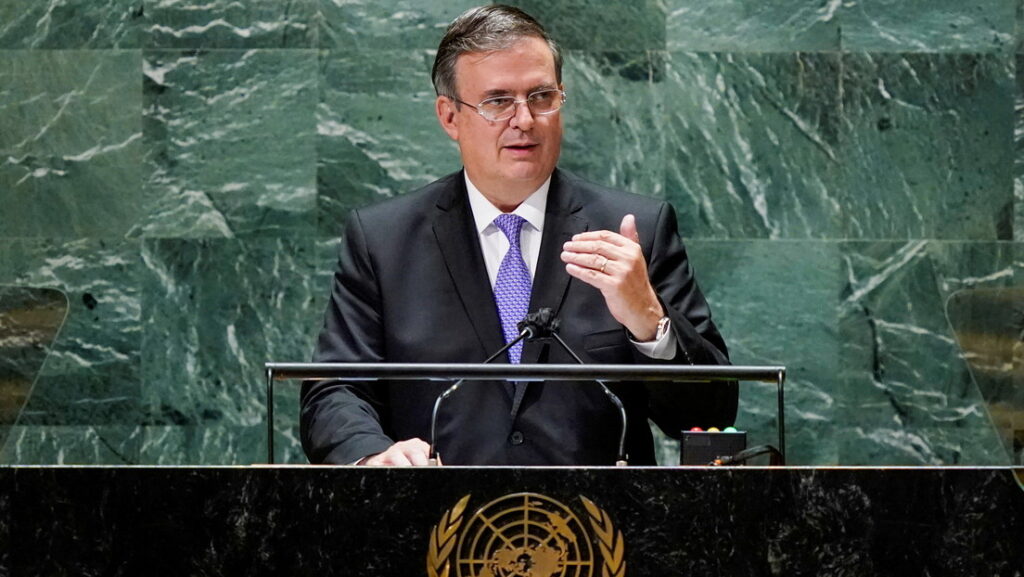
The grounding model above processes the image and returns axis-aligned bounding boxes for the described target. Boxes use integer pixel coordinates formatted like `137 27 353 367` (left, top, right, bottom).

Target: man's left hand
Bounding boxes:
561 214 664 341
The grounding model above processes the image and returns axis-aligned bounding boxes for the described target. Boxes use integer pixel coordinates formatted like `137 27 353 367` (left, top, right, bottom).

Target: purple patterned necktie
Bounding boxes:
492 214 532 363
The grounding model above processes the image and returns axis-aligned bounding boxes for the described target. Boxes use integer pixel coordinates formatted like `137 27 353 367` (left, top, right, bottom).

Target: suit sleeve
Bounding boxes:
300 209 395 464
642 201 738 435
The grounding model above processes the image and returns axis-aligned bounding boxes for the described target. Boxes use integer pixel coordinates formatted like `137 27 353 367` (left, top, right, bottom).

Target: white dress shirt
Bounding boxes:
464 174 676 360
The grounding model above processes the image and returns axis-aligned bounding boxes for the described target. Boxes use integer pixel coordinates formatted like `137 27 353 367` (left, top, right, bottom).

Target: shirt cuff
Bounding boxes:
629 319 677 360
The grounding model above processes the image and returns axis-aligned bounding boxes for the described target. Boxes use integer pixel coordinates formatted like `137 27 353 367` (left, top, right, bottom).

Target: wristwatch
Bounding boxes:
654 315 671 341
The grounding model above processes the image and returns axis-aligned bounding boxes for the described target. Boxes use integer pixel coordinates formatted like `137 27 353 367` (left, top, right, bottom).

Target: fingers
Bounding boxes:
560 250 612 274
568 228 635 248
561 215 662 339
561 214 643 278
564 262 616 291
362 438 432 466
619 214 640 243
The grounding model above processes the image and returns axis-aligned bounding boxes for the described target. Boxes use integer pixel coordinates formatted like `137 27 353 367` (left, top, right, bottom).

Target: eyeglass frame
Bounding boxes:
450 88 567 122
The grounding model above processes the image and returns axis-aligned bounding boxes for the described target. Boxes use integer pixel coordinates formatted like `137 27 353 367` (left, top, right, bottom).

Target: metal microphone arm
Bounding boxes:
427 325 534 466
547 331 630 467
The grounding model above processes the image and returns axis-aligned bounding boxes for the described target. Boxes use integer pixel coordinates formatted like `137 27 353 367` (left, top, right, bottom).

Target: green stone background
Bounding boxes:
0 1 1021 466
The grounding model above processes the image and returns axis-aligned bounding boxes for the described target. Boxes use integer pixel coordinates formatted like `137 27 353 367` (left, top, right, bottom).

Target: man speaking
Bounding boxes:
301 4 736 466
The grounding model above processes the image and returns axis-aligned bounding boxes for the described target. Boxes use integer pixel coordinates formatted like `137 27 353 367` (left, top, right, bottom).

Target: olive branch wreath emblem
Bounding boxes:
426 494 625 577
427 494 470 577
580 496 626 577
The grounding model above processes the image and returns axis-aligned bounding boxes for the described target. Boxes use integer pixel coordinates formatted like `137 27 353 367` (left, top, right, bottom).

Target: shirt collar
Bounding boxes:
465 172 549 235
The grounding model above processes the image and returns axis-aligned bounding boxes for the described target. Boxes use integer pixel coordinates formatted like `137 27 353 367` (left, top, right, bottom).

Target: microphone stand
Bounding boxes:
427 325 535 466
428 307 630 467
521 310 629 467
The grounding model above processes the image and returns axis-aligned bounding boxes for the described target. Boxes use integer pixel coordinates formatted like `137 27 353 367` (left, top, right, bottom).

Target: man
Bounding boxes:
301 5 735 466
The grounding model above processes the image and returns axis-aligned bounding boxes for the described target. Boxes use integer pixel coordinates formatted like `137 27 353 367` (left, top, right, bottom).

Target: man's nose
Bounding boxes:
508 100 535 130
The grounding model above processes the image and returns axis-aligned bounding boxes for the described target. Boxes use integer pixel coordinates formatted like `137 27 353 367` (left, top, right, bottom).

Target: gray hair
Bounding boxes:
431 4 562 99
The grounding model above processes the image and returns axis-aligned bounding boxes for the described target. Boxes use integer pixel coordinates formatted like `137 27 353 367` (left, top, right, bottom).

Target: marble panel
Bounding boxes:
138 421 304 465
144 0 317 48
560 51 664 199
136 49 317 238
838 241 1010 465
0 239 140 429
317 49 460 237
0 50 142 238
0 425 140 464
687 240 840 465
666 0 841 52
0 0 142 49
841 0 1014 52
139 238 319 464
0 286 67 454
1016 54 1024 241
506 0 666 50
840 53 1014 240
836 426 1012 466
1018 0 1024 53
319 0 480 50
945 284 1023 465
663 52 842 239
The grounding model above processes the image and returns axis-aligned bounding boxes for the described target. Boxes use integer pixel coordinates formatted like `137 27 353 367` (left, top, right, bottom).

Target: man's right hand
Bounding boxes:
360 438 433 466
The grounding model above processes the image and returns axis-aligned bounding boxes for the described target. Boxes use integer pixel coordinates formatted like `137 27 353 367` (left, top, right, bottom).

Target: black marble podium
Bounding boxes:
1 467 1021 576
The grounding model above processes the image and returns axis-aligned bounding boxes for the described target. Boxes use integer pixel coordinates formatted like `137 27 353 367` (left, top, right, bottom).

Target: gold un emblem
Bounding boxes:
427 492 625 577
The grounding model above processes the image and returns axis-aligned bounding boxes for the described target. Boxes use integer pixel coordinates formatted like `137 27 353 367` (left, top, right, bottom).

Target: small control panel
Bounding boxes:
680 427 747 466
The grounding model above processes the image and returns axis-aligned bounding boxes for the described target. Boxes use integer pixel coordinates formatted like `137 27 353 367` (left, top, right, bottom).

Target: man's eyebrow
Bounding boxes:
481 88 515 98
480 84 558 98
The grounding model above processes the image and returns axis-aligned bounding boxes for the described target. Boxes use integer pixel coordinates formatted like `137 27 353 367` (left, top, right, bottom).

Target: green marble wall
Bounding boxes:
0 1 1021 466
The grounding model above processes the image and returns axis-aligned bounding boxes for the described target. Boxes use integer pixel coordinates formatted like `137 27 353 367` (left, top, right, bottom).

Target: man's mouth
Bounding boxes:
504 143 538 151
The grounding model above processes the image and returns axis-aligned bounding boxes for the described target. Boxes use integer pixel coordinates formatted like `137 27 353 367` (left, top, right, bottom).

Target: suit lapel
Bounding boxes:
521 171 587 365
432 176 506 361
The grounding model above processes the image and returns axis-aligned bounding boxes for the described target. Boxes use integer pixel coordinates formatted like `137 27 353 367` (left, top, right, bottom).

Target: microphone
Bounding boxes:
517 308 560 339
427 320 536 466
519 308 630 467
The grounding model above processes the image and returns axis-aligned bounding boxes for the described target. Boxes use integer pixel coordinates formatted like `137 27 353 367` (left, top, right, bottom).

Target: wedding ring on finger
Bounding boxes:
598 255 608 273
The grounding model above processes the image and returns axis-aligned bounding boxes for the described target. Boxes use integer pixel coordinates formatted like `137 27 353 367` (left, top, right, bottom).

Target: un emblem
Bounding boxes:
427 493 625 577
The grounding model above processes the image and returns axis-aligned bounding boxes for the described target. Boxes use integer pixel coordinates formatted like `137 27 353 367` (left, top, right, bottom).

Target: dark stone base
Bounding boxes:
2 467 1022 576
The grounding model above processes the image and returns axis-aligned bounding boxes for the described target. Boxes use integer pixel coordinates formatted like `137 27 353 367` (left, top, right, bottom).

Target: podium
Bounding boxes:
1 466 1021 575
265 362 788 465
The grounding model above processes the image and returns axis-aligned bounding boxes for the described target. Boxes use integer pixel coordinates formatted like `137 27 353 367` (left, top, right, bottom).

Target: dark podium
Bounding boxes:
1 466 1022 575
1 362 1020 575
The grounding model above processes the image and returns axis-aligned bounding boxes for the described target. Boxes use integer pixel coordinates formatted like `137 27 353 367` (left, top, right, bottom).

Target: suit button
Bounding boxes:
509 431 525 445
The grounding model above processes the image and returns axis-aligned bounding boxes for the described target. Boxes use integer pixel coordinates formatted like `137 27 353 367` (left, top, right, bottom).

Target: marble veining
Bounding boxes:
144 0 317 48
667 0 841 51
136 49 317 238
839 241 1010 464
664 52 842 239
0 1 1021 466
138 238 318 463
841 0 1015 52
0 239 141 430
840 53 1014 240
0 50 142 238
317 49 460 237
0 0 142 49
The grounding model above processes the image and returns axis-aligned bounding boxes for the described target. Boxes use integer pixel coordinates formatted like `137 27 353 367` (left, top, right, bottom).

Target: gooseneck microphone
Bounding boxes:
519 309 630 467
427 320 538 466
427 307 630 467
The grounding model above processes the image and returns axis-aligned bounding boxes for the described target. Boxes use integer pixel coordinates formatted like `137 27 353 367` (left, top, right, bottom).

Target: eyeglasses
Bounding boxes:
453 89 567 122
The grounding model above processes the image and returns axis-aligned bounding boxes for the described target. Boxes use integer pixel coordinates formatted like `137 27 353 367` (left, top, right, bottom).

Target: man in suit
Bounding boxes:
301 5 736 466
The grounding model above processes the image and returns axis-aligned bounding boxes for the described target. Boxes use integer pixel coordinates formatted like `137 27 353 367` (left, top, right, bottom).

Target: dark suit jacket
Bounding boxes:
301 169 737 465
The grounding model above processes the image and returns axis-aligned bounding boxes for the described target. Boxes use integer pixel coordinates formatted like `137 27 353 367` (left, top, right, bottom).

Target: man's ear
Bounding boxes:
436 96 459 141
